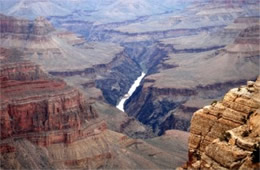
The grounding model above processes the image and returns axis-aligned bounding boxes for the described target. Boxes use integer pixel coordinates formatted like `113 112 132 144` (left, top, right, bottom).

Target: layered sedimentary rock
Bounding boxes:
0 16 190 169
0 47 98 145
124 5 260 135
184 77 260 169
0 128 189 169
0 14 143 107
0 14 148 136
0 49 189 168
0 13 54 43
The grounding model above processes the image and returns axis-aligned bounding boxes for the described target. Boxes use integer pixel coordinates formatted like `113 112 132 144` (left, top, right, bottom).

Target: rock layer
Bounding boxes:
0 14 54 41
0 24 189 170
0 14 143 107
125 13 260 135
0 48 98 145
184 77 260 169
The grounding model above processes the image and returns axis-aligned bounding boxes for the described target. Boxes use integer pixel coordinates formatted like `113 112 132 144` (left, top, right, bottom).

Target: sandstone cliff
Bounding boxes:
184 77 260 169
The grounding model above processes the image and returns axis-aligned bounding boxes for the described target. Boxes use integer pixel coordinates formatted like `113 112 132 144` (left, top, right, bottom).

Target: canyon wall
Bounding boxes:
0 13 54 42
0 47 98 145
0 14 143 107
183 77 260 169
125 12 260 135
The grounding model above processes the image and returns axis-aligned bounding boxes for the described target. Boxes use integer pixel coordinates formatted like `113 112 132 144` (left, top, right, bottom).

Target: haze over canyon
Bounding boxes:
0 0 259 169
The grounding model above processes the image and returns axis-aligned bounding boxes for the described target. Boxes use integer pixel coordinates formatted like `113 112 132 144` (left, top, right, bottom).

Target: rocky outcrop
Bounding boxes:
184 77 260 169
0 48 98 145
0 14 54 40
0 48 46 80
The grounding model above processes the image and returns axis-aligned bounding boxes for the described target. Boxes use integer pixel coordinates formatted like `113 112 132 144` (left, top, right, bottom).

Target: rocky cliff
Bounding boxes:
0 14 54 41
183 77 260 169
0 47 98 144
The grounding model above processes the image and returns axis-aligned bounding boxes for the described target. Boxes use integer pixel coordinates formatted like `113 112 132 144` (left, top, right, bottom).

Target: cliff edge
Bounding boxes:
183 76 260 169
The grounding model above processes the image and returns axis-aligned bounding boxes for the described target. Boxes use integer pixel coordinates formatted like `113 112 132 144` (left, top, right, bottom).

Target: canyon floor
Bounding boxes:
0 0 259 169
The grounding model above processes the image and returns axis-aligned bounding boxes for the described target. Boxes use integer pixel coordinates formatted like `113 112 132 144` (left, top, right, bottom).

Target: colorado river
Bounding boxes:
116 72 146 112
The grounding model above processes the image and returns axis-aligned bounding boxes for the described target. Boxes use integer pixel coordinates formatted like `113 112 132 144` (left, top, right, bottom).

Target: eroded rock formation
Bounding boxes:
0 47 98 145
184 77 260 169
0 14 54 42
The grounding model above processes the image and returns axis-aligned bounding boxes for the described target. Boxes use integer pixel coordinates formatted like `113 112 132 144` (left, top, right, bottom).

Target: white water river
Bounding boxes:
116 72 146 112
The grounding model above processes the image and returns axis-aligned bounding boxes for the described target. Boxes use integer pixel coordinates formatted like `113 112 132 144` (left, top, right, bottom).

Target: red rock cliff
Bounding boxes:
0 48 98 146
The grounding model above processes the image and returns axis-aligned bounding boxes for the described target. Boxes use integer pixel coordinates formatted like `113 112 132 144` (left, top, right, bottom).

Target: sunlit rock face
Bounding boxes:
183 77 260 169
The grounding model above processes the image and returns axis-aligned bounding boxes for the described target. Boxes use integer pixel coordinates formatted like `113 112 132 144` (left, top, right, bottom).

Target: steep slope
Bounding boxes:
183 77 260 169
0 47 98 144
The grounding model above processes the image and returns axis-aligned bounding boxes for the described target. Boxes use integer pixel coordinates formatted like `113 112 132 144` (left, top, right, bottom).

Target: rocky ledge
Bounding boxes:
182 76 260 169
